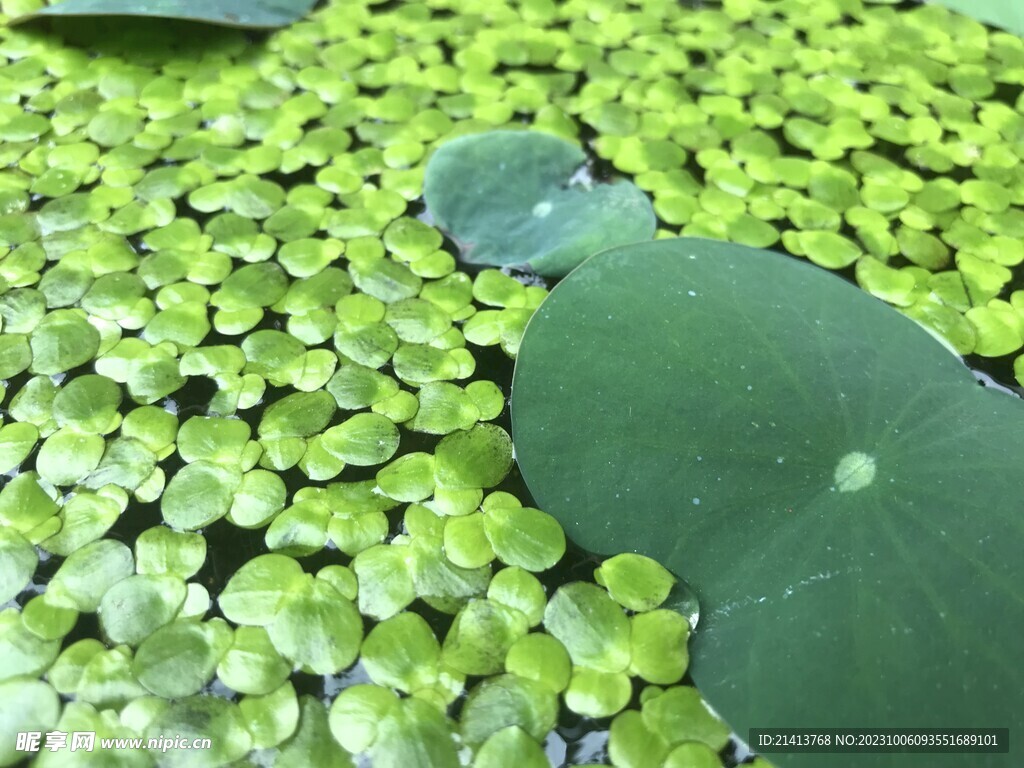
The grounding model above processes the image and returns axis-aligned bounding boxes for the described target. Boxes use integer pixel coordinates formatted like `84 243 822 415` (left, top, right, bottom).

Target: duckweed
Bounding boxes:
2 0 1023 764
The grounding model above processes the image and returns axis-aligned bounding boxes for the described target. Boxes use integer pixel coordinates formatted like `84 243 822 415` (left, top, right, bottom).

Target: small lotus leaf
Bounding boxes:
424 131 655 277
258 391 337 439
176 416 251 465
408 382 480 435
664 742 722 768
265 500 330 556
512 238 1024 752
134 526 206 579
608 710 670 768
410 535 492 614
0 608 61 681
326 364 399 410
376 452 436 503
82 436 158 492
0 421 37 475
443 513 495 569
28 309 100 374
0 472 59 535
227 469 287 528
35 428 105 486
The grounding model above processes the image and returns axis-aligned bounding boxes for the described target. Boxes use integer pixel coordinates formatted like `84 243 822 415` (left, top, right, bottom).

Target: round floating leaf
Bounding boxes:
259 391 337 439
0 472 58 534
47 538 134 612
504 633 572 693
564 667 632 718
482 505 565 572
218 626 292 697
473 727 549 768
543 583 630 674
442 598 529 676
513 237 1024 760
144 696 252 768
641 686 731 752
219 554 306 626
352 545 416 621
459 674 558 749
161 461 242 530
361 612 441 693
133 619 232 699
371 698 459 768
329 684 399 755
595 553 676 612
52 374 122 433
0 527 37 604
98 574 187 646
434 424 513 490
28 309 100 374
629 610 690 686
0 679 60 767
134 526 206 580
239 681 299 750
268 578 363 674
322 413 400 466
276 695 354 768
608 710 669 768
424 131 656 277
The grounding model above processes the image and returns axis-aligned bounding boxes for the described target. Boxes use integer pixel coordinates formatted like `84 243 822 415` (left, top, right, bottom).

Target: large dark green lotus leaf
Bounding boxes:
511 238 1024 768
930 0 1024 35
15 0 317 28
423 131 655 278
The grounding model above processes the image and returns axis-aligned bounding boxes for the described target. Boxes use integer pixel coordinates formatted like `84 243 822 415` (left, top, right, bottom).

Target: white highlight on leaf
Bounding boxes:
532 201 553 218
833 451 876 493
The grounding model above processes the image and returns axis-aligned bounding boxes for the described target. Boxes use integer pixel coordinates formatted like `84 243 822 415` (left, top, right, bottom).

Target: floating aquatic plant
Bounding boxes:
1 0 1023 764
12 0 319 29
512 237 1024 768
424 130 656 277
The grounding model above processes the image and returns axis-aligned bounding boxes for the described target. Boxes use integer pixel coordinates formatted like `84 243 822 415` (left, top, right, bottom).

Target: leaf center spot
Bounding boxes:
833 451 876 493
